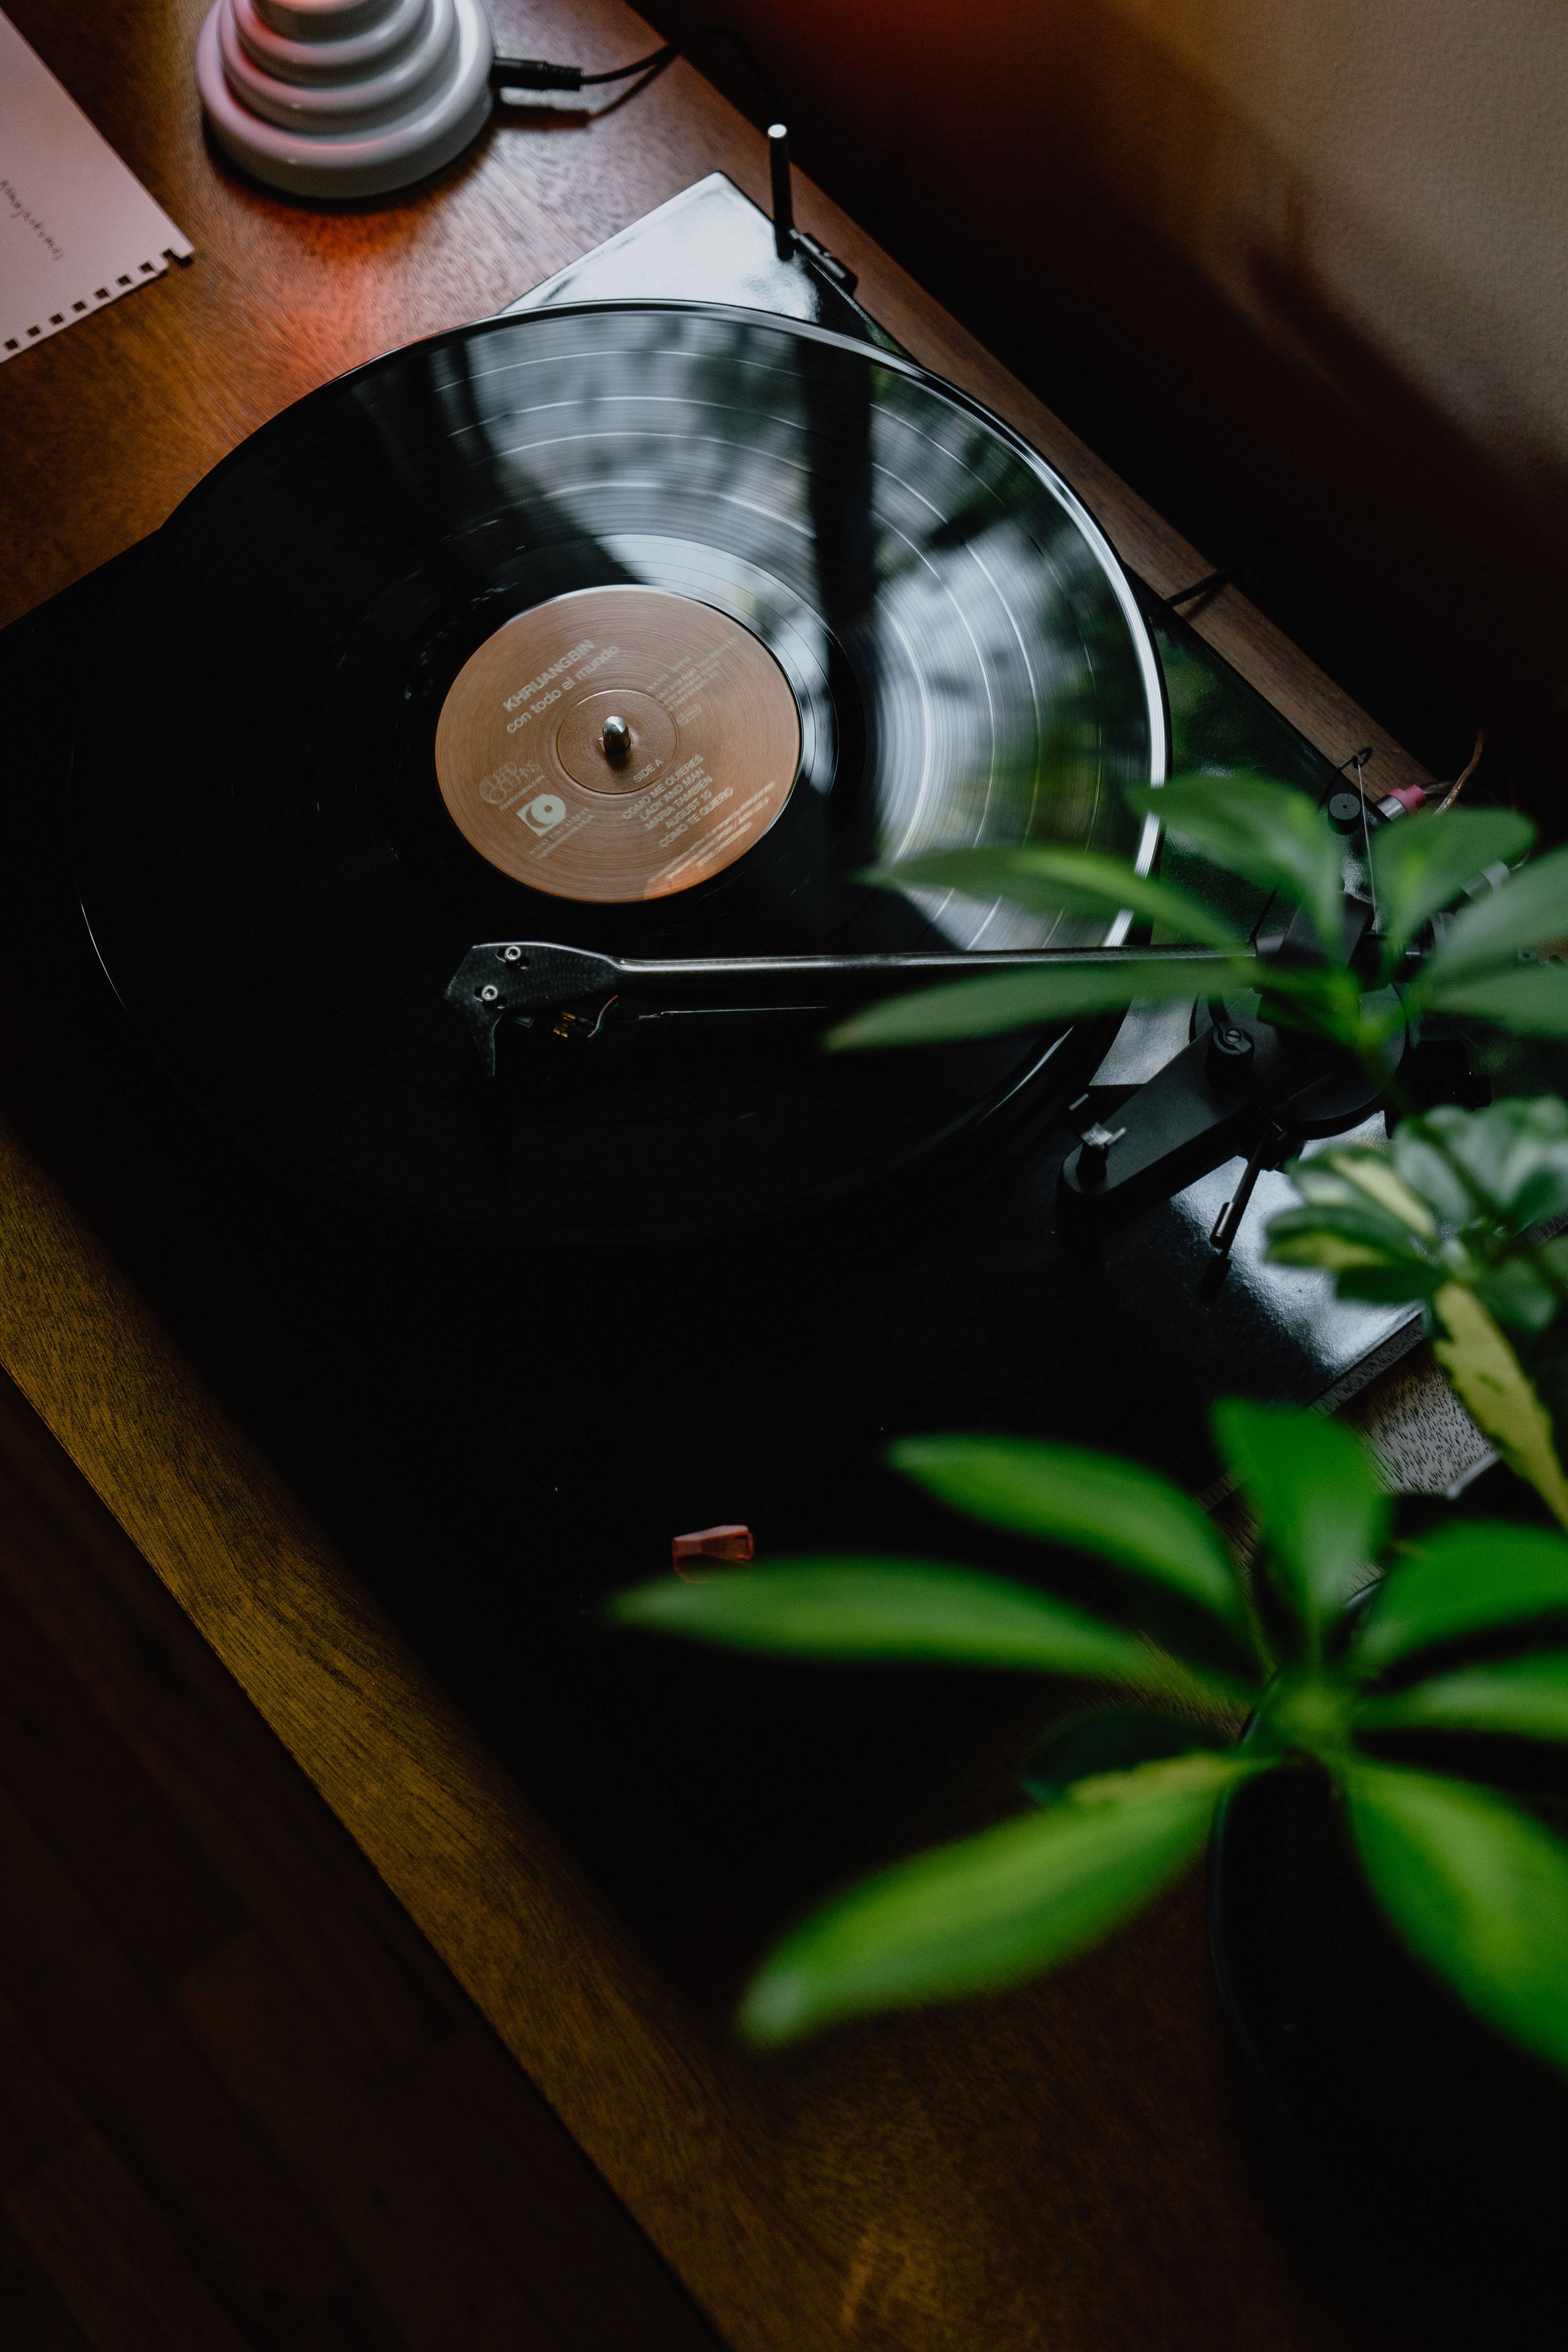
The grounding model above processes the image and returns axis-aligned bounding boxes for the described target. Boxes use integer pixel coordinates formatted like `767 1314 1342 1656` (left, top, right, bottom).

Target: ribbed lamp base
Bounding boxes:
196 0 494 199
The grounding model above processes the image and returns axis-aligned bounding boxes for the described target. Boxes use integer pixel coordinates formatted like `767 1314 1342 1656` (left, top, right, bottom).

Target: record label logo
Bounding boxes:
517 793 567 834
433 586 800 904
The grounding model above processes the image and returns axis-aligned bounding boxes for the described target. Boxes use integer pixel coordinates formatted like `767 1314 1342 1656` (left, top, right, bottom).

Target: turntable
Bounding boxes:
0 146 1488 2352
1 153 1476 1971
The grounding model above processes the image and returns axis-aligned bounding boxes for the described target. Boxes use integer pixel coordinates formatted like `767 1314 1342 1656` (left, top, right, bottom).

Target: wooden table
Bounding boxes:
0 5 1431 2346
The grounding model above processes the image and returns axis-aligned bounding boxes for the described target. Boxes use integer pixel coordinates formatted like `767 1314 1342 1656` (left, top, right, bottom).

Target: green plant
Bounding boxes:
612 1408 1568 2064
831 772 1568 1075
1266 1098 1568 1522
834 767 1568 1525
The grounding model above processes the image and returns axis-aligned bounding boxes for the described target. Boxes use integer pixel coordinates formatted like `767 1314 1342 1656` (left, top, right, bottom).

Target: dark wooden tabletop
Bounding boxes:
0 1369 722 2352
0 5 1432 2347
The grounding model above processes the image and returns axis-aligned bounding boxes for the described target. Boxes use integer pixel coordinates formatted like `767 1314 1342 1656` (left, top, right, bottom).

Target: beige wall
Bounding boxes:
665 0 1568 779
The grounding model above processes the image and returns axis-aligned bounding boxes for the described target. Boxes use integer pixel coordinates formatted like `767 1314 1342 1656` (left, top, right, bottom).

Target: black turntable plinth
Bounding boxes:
0 107 1449 2352
0 167 1438 2003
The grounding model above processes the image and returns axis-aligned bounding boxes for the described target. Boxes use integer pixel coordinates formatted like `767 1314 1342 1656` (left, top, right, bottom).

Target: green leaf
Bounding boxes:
608 1560 1217 1696
1295 1144 1438 1236
1265 1197 1438 1263
1247 972 1382 1062
1269 1148 1453 1298
1402 1098 1568 1223
1127 772 1344 957
1358 1650 1568 1742
860 845 1243 946
1422 963 1568 1036
1420 841 1568 989
1263 1222 1401 1274
822 956 1262 1051
1345 1763 1568 2074
1473 1258 1561 1334
1368 806 1535 959
1353 1521 1568 1672
1512 1161 1568 1229
1211 1399 1390 1646
1432 1282 1568 1529
1286 1162 1384 1212
1265 1211 1445 1302
1389 1123 1479 1225
1019 1707 1224 1804
738 1753 1253 2043
890 1434 1248 1637
1331 1263 1450 1305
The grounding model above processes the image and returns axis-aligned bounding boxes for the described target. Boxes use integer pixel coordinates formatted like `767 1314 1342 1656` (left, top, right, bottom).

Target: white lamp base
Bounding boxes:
196 0 494 200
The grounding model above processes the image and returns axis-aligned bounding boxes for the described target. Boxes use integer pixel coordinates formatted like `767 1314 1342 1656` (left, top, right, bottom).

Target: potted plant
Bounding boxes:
614 1404 1568 2056
615 1397 1568 2330
611 773 1568 2330
1264 1092 1568 1518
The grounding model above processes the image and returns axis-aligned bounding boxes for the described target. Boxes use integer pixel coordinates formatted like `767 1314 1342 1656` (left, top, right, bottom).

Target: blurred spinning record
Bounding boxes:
72 301 1166 1233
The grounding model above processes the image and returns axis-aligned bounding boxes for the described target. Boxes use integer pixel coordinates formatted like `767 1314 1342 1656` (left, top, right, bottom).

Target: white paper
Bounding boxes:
0 10 192 363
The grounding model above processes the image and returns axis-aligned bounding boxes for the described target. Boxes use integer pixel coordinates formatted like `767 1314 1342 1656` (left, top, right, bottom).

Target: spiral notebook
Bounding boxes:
0 9 192 363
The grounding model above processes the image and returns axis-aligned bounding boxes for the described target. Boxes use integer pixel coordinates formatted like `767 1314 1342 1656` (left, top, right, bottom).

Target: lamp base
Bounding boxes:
196 0 494 200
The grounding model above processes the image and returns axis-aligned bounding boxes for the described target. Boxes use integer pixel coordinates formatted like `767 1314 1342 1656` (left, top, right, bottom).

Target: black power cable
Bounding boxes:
489 26 779 115
488 42 860 291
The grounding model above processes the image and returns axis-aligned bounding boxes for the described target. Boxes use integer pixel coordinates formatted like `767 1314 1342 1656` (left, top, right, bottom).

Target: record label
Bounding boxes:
433 584 802 903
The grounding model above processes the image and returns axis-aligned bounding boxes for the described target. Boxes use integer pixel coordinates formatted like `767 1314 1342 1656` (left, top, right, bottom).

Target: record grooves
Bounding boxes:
72 299 1166 1235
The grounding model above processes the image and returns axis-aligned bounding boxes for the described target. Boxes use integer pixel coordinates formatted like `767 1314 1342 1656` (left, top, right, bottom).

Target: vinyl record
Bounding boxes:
72 300 1167 1232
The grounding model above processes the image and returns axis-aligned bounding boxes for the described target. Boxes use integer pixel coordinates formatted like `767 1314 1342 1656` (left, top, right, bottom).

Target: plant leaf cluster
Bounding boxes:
835 766 1568 1541
1270 1097 1568 1326
1266 1099 1568 1521
613 1408 1568 2063
828 773 1565 1066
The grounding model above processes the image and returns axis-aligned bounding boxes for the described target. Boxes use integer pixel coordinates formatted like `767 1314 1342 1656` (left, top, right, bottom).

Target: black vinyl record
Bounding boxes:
72 301 1166 1232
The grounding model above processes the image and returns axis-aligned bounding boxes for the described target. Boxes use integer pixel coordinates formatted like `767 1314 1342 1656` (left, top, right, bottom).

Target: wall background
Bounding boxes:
647 0 1568 795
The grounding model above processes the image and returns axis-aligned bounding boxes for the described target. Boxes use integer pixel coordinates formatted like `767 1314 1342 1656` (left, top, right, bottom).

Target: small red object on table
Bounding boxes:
671 1524 754 1576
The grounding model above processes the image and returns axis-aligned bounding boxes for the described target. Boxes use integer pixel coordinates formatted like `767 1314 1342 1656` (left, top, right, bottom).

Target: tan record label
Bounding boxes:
433 586 802 903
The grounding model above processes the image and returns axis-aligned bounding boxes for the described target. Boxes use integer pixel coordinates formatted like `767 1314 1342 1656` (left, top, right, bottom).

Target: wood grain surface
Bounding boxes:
0 3 1442 2346
0 1371 718 2352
